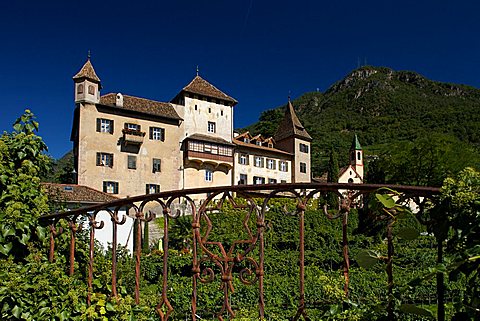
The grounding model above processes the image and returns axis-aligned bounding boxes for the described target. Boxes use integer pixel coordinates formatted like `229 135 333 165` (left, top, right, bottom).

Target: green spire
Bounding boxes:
351 134 362 150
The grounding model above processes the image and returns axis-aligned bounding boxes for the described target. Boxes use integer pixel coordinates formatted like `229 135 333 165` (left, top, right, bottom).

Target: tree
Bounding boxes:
441 168 480 320
327 147 339 208
0 110 51 258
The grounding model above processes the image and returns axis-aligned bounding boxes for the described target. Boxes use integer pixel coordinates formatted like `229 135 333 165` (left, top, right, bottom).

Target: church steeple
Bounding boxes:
350 134 363 179
73 55 101 104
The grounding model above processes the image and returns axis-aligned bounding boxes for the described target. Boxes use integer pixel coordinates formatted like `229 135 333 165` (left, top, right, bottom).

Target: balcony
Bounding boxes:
122 128 145 145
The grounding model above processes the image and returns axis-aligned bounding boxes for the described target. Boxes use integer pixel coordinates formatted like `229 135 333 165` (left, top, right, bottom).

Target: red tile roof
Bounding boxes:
99 93 182 120
274 100 312 142
42 183 118 204
181 75 237 104
72 59 101 83
233 138 292 156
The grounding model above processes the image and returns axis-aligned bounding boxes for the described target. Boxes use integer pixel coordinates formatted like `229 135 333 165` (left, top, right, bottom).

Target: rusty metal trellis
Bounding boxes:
39 183 440 320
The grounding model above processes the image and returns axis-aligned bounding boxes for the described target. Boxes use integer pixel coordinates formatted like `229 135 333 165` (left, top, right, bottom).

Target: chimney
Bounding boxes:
116 93 124 107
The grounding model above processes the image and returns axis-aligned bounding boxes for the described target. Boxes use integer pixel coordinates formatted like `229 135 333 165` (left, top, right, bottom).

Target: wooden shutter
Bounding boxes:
96 153 100 166
109 120 114 134
110 154 114 167
96 119 101 132
161 128 165 141
149 127 153 140
103 181 107 193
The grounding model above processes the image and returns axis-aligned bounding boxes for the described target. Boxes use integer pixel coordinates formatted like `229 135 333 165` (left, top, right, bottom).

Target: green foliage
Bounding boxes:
244 66 480 179
440 168 480 319
0 110 50 258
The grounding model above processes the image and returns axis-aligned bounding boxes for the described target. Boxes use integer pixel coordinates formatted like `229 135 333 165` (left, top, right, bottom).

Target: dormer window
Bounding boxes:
77 84 84 94
256 141 262 146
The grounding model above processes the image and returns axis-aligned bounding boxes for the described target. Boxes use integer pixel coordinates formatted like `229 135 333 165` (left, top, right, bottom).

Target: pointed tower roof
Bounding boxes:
274 99 312 142
73 58 101 83
351 134 362 150
179 75 237 105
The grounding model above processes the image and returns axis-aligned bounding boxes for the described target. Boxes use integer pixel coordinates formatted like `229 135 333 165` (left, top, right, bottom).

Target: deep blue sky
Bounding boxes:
1 0 479 159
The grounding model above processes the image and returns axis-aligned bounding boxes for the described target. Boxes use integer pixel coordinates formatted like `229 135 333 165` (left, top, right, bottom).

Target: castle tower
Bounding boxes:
274 99 312 183
350 134 363 180
73 55 101 104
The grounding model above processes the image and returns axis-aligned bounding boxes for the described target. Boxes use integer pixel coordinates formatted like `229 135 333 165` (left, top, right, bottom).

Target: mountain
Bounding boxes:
244 66 480 181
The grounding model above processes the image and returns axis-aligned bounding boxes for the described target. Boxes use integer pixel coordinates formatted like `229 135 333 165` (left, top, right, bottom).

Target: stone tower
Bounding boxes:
73 56 101 104
274 99 312 183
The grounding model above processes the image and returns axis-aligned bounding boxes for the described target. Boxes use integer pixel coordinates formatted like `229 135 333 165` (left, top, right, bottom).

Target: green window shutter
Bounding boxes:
103 181 107 193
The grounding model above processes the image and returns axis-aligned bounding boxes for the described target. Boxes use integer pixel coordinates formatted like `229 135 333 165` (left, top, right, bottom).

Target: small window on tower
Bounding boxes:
357 152 361 161
77 84 84 94
88 85 95 95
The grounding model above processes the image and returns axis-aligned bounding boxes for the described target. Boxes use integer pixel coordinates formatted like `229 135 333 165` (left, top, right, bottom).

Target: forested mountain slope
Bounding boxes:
244 66 480 183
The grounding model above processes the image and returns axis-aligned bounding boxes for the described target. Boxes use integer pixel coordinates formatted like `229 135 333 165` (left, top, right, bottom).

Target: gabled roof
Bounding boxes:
338 165 363 182
99 93 182 121
180 75 237 104
274 100 312 142
233 137 293 156
351 134 362 150
73 59 101 83
42 183 118 204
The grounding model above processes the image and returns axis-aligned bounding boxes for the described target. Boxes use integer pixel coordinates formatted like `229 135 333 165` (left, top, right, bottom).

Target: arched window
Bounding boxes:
77 84 84 94
88 85 95 95
348 178 354 184
357 151 361 161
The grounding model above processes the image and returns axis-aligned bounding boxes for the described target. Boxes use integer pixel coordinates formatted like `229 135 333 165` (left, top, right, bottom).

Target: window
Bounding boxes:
357 151 361 161
204 143 218 154
97 118 114 134
146 184 160 194
300 143 309 153
208 108 211 113
88 85 95 95
205 170 213 182
153 158 161 173
195 105 198 110
127 155 137 169
300 162 307 173
279 161 288 172
266 159 276 170
239 153 249 165
207 121 216 133
221 110 224 116
103 181 118 194
125 123 141 131
253 176 265 185
77 84 84 94
268 178 277 184
149 127 165 141
239 174 247 185
281 180 287 183
256 141 262 146
254 156 264 168
96 152 113 167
